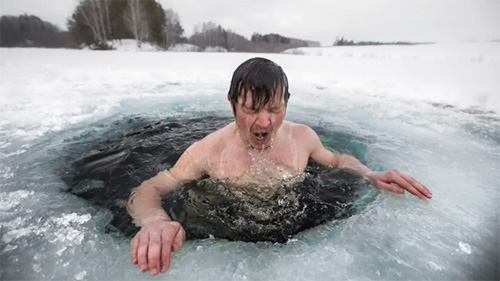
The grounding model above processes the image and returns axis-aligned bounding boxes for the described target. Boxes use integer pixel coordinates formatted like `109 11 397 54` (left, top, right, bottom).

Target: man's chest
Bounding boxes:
207 142 309 179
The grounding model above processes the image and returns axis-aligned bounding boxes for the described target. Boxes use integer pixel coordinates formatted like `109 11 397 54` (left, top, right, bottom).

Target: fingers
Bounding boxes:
377 181 405 194
160 227 174 273
148 231 162 276
399 173 432 198
393 173 426 200
172 224 185 252
373 170 432 200
130 236 139 265
137 232 149 273
131 222 186 276
385 170 429 200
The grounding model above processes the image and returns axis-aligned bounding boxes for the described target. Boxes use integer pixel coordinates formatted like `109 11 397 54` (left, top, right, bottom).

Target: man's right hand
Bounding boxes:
130 220 185 276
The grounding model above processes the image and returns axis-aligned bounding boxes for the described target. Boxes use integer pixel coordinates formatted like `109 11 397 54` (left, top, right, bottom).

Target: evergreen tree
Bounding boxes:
143 0 166 46
164 9 184 48
1 14 73 48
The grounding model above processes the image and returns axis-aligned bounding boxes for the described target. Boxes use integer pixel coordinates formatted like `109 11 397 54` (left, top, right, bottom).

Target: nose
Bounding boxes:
254 110 271 128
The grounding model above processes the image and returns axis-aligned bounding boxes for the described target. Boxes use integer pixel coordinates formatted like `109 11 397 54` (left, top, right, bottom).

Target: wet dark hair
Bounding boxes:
228 57 290 114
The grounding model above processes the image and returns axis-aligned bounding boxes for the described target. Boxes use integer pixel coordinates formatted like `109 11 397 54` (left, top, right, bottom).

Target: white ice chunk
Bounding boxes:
459 241 472 254
427 261 443 271
75 270 87 280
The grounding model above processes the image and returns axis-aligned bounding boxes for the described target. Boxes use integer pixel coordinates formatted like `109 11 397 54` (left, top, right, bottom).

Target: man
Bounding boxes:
127 57 432 276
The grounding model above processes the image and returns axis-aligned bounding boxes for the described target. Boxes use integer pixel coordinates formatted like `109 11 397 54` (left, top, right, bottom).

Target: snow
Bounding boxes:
0 42 498 280
109 39 163 52
204 46 228 52
282 43 499 113
167 44 228 52
168 43 200 52
80 39 163 52
81 40 228 53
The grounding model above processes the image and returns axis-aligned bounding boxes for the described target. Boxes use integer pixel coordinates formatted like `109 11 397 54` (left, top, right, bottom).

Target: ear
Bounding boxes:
228 95 236 116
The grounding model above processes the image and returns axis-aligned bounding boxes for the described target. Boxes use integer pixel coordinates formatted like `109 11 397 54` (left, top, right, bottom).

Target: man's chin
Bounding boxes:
251 143 267 149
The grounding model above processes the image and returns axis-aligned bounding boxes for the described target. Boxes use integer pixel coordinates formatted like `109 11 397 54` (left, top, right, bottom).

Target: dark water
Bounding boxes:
61 115 372 242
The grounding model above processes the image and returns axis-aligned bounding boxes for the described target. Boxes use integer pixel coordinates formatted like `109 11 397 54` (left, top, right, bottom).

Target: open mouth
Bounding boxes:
253 132 269 141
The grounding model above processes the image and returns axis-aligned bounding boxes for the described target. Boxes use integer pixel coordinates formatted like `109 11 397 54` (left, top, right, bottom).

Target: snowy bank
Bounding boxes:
282 42 499 114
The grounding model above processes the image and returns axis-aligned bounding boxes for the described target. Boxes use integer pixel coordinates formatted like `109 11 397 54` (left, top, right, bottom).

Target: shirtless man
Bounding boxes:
127 57 432 276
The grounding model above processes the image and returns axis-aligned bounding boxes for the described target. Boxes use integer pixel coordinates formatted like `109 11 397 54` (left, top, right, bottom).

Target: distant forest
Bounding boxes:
1 0 426 52
332 37 424 46
0 14 75 48
0 0 320 52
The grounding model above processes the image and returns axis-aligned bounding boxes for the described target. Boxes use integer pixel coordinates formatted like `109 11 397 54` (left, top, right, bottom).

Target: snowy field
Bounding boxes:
0 43 499 280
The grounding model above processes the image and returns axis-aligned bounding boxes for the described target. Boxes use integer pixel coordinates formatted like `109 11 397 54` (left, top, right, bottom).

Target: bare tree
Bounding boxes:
190 22 228 50
94 0 107 41
78 1 102 42
77 0 110 43
104 0 112 38
123 0 148 47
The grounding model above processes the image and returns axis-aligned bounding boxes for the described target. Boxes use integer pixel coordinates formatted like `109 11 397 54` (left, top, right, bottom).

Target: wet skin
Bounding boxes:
128 93 432 276
233 92 286 149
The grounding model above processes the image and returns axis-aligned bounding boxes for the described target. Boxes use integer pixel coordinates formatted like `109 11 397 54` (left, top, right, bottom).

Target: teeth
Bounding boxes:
254 132 267 140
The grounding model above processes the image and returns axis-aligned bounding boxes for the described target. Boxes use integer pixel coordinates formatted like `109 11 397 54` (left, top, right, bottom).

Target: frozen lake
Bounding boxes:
0 43 499 280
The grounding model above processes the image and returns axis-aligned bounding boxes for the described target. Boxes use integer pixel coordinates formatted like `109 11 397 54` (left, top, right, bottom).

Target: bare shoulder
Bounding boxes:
286 121 322 152
188 121 234 156
287 121 319 140
170 122 233 180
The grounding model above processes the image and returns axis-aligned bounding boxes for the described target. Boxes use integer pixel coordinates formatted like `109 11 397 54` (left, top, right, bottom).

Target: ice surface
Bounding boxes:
0 43 498 280
459 241 472 255
168 43 200 52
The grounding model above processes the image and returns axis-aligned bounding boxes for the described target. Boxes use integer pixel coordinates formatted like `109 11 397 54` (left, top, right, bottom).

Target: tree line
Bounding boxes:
333 37 421 46
1 0 319 52
189 22 319 53
0 14 75 48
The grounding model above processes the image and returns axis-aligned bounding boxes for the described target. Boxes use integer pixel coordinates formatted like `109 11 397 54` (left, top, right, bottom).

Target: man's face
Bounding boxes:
232 91 286 149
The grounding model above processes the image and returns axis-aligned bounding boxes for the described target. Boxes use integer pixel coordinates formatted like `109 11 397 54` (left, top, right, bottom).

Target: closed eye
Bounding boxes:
243 107 257 114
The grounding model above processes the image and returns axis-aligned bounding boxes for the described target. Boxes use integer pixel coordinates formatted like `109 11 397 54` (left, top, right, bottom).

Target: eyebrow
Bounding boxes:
242 103 284 110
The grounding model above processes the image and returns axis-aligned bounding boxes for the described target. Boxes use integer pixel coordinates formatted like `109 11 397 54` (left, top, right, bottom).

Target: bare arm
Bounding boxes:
311 144 372 177
127 170 179 226
127 146 204 225
302 125 432 200
127 143 205 276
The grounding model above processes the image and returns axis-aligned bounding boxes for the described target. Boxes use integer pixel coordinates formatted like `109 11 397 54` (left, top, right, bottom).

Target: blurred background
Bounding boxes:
1 0 498 51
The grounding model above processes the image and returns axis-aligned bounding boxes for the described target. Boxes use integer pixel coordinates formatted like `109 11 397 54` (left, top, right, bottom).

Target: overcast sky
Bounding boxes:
1 0 498 45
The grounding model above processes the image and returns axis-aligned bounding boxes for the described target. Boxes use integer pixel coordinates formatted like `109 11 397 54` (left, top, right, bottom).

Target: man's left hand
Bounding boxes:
365 170 432 200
